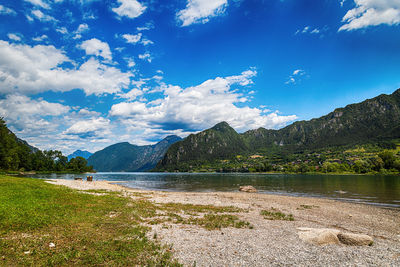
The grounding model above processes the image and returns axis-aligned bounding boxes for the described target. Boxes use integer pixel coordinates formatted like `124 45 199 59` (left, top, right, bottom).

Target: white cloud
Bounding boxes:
141 38 154 46
138 52 152 62
110 69 297 133
56 27 68 34
112 0 146 19
31 9 57 22
73 23 89 39
0 94 70 143
122 33 142 44
117 88 143 101
339 0 400 31
0 5 17 16
32 34 48 41
125 57 136 68
137 22 154 31
8 33 22 41
64 117 111 137
79 38 112 60
285 69 306 85
295 26 323 35
0 40 132 95
177 0 228 27
24 0 50 9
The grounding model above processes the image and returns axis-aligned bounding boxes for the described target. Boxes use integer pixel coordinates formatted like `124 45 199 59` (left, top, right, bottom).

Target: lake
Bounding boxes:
28 172 400 208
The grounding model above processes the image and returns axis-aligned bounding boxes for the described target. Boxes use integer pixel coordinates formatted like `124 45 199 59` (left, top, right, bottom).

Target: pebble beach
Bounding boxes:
47 179 400 266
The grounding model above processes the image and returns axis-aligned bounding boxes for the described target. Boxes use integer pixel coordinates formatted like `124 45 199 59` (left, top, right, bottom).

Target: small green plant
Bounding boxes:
261 208 294 221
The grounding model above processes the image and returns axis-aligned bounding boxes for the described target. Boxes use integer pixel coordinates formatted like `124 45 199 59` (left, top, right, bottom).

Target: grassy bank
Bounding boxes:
0 175 180 266
0 175 250 266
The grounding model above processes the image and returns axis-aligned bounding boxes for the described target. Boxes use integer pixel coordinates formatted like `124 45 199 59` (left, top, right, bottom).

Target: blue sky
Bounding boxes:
0 0 400 154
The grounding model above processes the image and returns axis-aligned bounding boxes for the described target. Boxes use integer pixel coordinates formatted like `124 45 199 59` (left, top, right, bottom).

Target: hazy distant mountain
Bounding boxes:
67 150 93 161
87 135 182 172
156 88 400 171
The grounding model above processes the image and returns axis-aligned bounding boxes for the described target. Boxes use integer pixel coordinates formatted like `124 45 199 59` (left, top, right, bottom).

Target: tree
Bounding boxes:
353 160 370 174
378 151 396 169
393 159 400 172
369 157 384 172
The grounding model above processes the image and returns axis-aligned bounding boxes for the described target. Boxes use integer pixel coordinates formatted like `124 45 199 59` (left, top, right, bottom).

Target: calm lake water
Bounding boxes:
29 172 400 208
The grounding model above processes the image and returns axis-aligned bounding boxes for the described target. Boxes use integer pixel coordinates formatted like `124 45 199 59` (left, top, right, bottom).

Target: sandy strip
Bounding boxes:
47 179 400 266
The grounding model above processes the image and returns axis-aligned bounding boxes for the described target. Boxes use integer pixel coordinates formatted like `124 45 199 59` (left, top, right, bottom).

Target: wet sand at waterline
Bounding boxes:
47 179 400 266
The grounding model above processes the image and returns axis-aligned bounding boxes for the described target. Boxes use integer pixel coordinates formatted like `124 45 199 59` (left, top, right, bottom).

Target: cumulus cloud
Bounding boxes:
31 9 57 22
0 4 17 16
177 0 228 26
122 33 142 44
0 40 132 95
64 117 111 138
24 0 50 9
138 52 152 62
0 94 114 153
73 23 89 39
0 94 69 142
112 0 146 19
110 69 297 133
56 27 68 34
137 22 154 31
7 33 22 41
79 38 112 60
32 34 48 41
339 0 400 31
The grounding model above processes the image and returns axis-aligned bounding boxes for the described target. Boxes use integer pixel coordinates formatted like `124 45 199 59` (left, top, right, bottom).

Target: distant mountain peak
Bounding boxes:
87 135 181 172
211 121 236 133
67 150 92 161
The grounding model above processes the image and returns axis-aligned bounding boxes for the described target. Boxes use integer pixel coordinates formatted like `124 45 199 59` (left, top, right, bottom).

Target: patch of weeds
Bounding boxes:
297 204 319 210
159 202 242 214
261 208 294 221
188 214 251 230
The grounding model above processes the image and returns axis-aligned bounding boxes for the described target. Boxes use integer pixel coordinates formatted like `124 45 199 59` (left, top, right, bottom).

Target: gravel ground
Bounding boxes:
47 179 400 266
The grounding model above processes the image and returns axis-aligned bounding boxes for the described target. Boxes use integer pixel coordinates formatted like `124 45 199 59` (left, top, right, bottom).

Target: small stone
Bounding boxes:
49 242 55 248
239 186 257 193
24 251 30 255
337 233 373 246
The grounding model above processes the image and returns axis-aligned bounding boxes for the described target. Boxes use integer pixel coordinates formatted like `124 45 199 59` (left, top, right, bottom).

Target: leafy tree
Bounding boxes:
353 160 370 174
393 159 400 172
378 151 396 169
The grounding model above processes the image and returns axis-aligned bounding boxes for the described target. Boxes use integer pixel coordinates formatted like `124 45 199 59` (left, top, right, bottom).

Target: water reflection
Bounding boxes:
28 172 400 208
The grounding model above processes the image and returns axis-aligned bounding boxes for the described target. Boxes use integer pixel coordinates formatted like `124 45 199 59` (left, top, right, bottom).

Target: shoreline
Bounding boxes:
46 177 400 209
46 178 400 266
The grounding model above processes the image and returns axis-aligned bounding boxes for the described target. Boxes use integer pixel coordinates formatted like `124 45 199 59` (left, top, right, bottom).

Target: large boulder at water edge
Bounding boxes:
239 185 257 193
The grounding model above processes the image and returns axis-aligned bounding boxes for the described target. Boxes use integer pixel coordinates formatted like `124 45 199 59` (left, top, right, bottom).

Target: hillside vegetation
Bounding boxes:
155 89 400 174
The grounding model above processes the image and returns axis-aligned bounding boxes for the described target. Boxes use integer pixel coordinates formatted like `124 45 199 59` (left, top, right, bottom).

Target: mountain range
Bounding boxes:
155 88 400 171
87 135 182 172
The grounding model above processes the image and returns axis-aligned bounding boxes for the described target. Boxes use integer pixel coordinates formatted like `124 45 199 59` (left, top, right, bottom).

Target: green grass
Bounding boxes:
260 208 294 221
0 175 251 266
0 175 179 266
